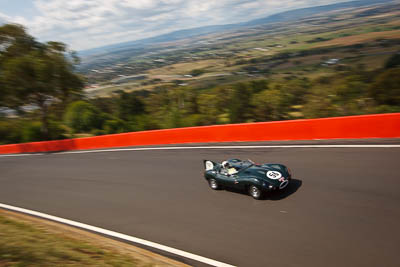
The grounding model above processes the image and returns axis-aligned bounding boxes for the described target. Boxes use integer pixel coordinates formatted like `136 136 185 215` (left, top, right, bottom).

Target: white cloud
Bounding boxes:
0 11 11 23
1 0 351 50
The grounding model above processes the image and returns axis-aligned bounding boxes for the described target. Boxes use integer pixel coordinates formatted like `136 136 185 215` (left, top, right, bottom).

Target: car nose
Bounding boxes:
279 180 289 189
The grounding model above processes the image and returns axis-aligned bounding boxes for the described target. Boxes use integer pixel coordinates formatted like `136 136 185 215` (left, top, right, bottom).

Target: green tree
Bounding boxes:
384 53 400 69
117 91 145 121
250 80 269 94
164 106 183 128
0 24 83 139
103 119 126 134
21 121 43 142
64 101 102 133
90 97 116 115
251 89 287 121
144 87 171 129
0 24 36 61
302 86 339 118
228 83 252 123
369 68 400 106
0 119 22 144
197 93 219 125
190 69 205 77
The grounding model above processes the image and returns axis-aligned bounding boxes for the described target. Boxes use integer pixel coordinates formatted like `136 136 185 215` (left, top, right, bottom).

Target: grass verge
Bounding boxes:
0 209 189 267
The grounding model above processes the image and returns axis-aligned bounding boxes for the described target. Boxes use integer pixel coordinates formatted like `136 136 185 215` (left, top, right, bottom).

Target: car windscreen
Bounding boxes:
237 161 253 173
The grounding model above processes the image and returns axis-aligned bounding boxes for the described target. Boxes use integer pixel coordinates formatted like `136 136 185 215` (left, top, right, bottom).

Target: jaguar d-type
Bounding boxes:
203 159 292 199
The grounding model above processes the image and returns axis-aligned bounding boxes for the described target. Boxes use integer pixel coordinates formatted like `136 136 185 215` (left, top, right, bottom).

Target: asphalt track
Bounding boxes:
1 139 400 267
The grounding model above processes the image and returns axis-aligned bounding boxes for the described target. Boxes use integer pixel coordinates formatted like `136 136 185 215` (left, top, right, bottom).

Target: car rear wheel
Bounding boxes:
208 178 219 190
249 185 262 200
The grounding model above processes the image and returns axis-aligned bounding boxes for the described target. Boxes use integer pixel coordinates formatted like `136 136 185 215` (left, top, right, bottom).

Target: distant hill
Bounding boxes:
78 24 237 57
78 0 393 57
241 0 393 26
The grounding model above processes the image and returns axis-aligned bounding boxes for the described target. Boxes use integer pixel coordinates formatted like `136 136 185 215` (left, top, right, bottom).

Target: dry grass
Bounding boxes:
147 59 225 77
0 209 190 267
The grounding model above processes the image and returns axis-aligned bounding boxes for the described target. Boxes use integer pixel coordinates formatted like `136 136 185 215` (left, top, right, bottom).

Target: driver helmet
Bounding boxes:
222 161 230 169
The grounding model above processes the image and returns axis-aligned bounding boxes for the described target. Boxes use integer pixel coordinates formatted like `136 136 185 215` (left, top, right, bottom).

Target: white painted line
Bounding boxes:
0 203 236 267
1 144 400 157
0 153 44 158
52 144 400 155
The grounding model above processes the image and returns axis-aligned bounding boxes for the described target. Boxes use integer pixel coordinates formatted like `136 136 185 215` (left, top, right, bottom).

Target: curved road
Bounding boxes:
1 139 399 267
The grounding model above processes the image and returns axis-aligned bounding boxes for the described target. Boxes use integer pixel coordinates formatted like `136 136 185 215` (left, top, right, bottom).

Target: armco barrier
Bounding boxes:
0 113 399 154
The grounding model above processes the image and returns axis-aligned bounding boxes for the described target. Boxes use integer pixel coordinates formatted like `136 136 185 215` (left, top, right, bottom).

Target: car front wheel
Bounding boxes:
249 185 262 199
208 178 219 190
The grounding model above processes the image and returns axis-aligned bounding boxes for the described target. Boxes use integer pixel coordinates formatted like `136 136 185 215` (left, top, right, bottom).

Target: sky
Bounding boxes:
0 0 352 51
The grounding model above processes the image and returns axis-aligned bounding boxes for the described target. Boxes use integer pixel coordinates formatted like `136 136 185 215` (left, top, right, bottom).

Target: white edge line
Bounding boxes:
1 144 400 157
41 144 400 155
0 203 236 267
0 153 45 158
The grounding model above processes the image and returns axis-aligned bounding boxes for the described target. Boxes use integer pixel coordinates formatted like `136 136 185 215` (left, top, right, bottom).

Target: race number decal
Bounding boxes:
205 161 214 171
266 171 282 180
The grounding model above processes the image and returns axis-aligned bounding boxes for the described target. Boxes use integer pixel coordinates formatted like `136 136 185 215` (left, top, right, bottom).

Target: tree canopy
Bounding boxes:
0 24 83 138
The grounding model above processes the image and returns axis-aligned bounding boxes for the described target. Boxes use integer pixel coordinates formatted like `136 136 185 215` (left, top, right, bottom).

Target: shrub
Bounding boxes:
384 53 400 69
21 121 43 142
64 101 102 133
369 68 400 106
48 120 67 140
103 119 126 134
0 120 22 144
190 69 206 77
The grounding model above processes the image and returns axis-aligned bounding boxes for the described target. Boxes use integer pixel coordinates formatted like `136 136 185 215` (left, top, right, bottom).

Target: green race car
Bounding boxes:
203 159 292 199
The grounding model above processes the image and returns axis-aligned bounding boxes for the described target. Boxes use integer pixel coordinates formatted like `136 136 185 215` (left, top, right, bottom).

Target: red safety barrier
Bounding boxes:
1 113 399 154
